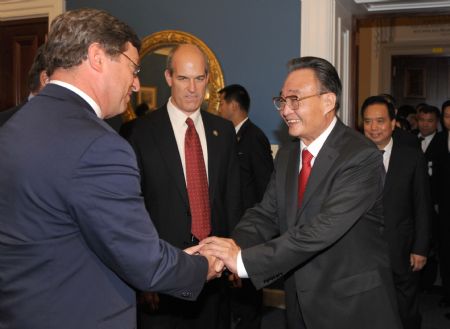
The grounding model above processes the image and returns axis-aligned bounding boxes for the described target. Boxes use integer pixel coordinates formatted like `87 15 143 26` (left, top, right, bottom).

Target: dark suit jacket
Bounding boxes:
435 131 450 215
128 105 241 249
0 102 24 126
236 119 273 211
383 138 432 275
423 132 445 204
0 84 207 329
392 127 420 148
233 119 401 329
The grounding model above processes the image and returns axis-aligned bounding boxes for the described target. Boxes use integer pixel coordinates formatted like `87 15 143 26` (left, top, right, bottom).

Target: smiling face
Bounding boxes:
164 44 208 115
363 103 395 149
279 68 335 145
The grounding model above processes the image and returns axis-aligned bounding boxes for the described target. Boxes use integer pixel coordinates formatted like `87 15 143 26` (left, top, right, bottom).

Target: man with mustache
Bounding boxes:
128 43 241 329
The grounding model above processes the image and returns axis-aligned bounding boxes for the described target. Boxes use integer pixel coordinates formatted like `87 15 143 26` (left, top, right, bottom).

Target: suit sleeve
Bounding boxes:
411 149 432 256
66 132 207 299
240 147 383 289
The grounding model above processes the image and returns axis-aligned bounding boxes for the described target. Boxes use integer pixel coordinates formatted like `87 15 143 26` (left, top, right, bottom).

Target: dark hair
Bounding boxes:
397 104 416 119
28 45 47 93
395 115 411 131
378 93 397 110
286 56 342 111
360 95 396 120
218 84 250 113
135 103 149 117
45 8 141 76
441 100 450 112
418 104 440 119
166 43 209 76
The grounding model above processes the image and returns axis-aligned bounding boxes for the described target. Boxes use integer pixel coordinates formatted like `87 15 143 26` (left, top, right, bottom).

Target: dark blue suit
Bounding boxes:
0 84 207 329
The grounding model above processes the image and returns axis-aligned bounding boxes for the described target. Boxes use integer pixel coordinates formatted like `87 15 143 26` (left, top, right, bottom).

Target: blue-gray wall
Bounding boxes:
66 0 301 144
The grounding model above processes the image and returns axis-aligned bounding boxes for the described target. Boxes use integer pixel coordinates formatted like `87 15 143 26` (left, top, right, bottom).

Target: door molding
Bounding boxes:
0 0 64 26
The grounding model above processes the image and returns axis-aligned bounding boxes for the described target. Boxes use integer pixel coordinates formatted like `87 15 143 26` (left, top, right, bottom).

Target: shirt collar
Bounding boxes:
49 80 103 118
301 116 337 158
167 97 202 127
235 117 249 133
383 137 393 154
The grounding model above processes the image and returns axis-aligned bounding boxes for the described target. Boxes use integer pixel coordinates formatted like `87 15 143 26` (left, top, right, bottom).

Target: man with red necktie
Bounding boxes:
128 43 241 329
201 56 401 329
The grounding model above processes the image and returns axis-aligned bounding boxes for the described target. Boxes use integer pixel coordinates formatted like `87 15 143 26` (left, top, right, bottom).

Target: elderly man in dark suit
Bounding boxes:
0 9 221 329
218 84 274 329
362 95 432 329
128 44 241 329
201 56 402 329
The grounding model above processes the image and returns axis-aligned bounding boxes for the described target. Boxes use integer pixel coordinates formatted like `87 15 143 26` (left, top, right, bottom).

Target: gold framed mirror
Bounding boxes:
122 30 225 122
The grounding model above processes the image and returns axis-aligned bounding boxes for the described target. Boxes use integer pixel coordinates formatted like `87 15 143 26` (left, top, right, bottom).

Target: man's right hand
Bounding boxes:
205 254 225 281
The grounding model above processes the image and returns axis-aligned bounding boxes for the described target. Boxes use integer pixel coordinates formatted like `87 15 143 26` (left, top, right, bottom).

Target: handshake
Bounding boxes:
185 236 241 281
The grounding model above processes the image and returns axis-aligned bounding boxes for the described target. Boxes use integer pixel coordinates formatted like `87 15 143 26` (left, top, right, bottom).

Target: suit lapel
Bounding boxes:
296 121 342 218
152 107 189 206
237 119 250 142
201 112 219 203
383 140 400 194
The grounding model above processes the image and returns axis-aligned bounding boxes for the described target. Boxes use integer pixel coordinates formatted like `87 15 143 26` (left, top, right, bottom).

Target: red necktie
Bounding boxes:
185 117 211 240
298 149 313 207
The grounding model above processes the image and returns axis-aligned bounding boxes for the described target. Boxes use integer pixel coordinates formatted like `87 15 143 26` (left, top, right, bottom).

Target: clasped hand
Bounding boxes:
184 237 241 281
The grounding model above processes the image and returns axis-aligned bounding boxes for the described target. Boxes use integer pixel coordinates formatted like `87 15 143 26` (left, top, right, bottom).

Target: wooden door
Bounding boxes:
0 18 48 111
391 55 450 109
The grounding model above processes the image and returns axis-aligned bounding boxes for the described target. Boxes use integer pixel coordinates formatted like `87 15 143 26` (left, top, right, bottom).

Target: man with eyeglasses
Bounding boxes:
201 56 402 329
0 9 222 329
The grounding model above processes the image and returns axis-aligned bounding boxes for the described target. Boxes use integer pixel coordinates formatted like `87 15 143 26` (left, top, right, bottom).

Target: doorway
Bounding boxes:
0 17 48 111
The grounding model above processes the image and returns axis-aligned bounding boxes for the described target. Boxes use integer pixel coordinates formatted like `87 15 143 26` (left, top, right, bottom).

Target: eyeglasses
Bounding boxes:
120 52 141 77
273 92 327 111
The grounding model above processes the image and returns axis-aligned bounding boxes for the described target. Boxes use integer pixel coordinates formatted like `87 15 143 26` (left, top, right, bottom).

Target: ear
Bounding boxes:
39 70 49 87
87 42 105 73
164 69 173 87
390 119 396 131
322 92 337 115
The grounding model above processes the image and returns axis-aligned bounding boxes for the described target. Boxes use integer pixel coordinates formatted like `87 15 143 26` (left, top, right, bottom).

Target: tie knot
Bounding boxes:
301 149 313 165
186 117 194 128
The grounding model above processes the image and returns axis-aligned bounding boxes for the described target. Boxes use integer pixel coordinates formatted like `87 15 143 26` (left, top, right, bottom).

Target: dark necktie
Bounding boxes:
185 117 211 240
298 149 313 207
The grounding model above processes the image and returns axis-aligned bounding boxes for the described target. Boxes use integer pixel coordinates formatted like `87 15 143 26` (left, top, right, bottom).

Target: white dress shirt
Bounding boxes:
381 138 393 172
419 132 436 153
167 97 209 181
236 117 338 278
235 117 249 134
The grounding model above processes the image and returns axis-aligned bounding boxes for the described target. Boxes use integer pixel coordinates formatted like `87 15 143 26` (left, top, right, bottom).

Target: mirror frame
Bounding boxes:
122 30 225 122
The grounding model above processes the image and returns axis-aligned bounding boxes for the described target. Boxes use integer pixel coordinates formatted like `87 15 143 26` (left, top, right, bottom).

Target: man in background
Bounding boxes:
128 44 241 329
0 9 221 329
202 56 402 329
218 84 274 329
0 44 48 125
362 95 432 329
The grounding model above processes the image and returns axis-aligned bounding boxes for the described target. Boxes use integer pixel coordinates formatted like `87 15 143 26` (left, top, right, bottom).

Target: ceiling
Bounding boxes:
351 0 450 13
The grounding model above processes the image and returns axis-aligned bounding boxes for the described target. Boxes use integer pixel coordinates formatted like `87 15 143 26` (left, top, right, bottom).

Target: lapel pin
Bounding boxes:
213 130 219 136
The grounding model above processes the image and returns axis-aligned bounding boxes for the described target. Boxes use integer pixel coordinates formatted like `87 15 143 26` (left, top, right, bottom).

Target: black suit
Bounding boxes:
392 127 420 148
236 119 274 211
128 105 241 329
435 131 450 299
233 119 401 329
0 103 24 126
383 137 432 329
232 119 274 329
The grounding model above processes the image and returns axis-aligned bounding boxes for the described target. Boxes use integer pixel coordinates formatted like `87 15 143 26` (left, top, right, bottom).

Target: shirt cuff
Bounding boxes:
237 250 249 278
